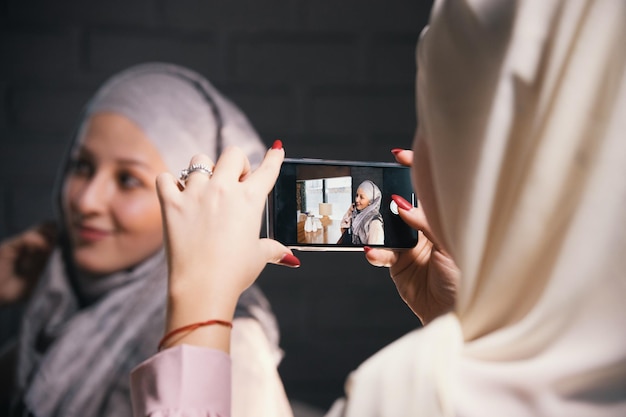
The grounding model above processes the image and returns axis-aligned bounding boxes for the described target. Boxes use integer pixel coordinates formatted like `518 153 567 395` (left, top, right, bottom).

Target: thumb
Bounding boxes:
259 239 301 268
364 247 399 268
396 202 445 251
155 172 183 207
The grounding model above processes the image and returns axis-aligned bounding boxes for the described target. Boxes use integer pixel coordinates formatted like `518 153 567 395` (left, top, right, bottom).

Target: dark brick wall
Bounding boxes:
1 0 433 410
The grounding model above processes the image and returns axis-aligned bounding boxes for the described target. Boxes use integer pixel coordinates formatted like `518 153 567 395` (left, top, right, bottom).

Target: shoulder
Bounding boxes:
370 217 383 227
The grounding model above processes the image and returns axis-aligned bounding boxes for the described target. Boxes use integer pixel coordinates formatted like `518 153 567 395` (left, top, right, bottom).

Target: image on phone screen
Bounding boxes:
267 158 417 251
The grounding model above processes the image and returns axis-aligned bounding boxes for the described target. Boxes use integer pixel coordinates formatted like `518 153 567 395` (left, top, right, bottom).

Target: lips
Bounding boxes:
74 224 111 242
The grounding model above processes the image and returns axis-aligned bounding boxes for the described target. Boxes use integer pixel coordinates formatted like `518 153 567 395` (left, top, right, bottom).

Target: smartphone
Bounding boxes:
266 158 418 251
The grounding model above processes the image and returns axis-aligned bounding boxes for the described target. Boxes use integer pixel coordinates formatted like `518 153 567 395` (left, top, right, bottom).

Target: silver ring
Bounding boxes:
179 163 213 182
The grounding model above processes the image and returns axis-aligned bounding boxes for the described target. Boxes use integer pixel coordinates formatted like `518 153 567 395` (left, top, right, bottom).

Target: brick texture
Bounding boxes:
0 29 80 80
231 34 359 83
88 30 220 76
161 0 296 32
5 0 159 27
0 0 433 411
10 86 90 134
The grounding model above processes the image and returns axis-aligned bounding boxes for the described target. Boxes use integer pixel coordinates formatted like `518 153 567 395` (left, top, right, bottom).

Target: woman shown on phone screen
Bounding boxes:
338 180 384 245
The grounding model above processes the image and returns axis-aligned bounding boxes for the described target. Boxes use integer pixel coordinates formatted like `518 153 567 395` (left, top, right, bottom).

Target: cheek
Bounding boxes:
113 195 163 238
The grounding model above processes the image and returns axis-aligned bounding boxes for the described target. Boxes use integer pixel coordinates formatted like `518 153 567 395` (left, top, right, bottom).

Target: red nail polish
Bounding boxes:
363 246 372 253
279 253 300 267
392 194 413 211
271 140 283 150
391 148 403 156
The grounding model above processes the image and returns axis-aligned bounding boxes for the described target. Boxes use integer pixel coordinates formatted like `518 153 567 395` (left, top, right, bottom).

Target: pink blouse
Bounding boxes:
131 345 232 417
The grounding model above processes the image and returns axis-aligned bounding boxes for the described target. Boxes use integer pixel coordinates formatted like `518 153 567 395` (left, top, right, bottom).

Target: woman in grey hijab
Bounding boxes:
339 180 384 245
0 62 293 417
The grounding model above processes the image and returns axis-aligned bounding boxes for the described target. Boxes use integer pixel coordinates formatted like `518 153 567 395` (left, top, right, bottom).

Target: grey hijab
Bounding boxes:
13 63 278 417
350 180 383 245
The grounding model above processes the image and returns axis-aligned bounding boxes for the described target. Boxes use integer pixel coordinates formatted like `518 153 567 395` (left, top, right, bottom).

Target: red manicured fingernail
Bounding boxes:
391 148 403 156
392 194 413 211
279 253 300 267
363 246 372 253
271 140 283 150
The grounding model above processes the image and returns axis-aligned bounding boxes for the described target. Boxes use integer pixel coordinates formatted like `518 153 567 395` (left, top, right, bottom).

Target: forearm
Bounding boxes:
162 276 239 353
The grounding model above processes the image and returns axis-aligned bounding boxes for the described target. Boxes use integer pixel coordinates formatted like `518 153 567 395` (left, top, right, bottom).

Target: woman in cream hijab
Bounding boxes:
329 0 626 416
126 0 625 415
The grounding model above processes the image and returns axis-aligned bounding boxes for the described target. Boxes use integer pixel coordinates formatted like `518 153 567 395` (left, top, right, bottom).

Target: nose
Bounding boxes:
68 174 110 216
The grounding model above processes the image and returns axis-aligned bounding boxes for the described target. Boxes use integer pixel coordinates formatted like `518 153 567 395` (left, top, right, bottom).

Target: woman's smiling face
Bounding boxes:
62 112 169 275
355 187 371 210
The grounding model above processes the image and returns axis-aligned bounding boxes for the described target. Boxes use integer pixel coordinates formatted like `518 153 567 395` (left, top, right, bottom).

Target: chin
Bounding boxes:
72 250 122 275
73 258 115 275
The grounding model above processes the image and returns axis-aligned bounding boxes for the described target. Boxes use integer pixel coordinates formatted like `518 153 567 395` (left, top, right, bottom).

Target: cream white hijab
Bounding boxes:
330 0 626 416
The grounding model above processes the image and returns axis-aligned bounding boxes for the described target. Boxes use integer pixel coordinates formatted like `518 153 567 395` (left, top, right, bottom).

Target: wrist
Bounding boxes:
164 290 238 352
167 271 240 318
159 319 233 351
167 291 237 326
168 269 240 309
163 270 247 352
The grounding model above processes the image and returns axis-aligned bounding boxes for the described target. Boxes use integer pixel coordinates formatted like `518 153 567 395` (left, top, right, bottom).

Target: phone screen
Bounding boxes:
267 158 417 251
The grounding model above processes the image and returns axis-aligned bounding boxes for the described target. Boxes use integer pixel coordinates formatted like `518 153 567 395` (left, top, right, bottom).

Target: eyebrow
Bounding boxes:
74 147 156 171
115 158 154 169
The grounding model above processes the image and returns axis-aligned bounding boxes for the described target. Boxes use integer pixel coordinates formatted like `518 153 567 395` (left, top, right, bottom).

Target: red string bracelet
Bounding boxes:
158 319 233 351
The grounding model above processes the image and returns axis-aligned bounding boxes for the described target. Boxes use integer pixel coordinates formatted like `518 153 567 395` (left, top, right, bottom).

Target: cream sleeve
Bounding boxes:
230 317 293 417
366 219 384 245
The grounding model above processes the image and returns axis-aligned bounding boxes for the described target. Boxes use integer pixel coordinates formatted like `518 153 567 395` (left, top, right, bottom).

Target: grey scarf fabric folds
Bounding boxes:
12 62 278 417
350 180 383 245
